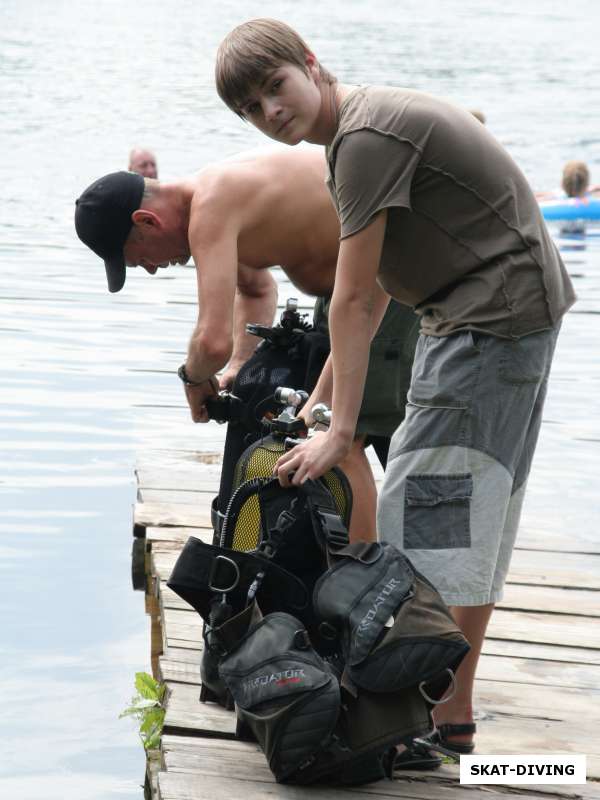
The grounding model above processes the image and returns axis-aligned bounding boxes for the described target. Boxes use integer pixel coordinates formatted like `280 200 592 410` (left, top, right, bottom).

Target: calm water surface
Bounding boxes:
1 1 599 797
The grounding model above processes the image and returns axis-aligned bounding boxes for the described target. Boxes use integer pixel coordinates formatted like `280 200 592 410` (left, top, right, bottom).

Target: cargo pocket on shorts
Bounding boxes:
499 336 546 386
404 474 473 550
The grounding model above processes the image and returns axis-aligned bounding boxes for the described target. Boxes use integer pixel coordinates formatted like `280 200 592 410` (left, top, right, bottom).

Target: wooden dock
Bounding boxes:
132 448 600 800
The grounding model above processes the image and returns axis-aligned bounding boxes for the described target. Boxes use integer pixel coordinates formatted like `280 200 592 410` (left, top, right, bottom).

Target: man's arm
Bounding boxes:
275 210 387 484
219 265 278 389
182 185 243 421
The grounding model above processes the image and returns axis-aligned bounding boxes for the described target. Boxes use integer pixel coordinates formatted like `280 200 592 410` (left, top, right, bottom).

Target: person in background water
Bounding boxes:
214 17 575 768
128 147 158 179
536 160 600 200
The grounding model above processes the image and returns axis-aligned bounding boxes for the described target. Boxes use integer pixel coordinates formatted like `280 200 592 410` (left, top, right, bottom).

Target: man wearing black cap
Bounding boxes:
75 170 149 293
75 149 419 538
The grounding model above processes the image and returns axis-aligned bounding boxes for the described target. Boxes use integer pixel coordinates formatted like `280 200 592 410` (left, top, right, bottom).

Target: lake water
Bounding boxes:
1 1 599 797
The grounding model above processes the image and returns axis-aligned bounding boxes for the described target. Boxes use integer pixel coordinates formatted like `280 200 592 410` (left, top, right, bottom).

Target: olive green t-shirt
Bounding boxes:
326 86 575 338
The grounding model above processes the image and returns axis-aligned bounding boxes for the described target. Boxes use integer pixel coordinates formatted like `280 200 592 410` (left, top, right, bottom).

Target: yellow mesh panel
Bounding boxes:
230 436 352 550
232 493 263 551
322 470 352 527
233 438 285 488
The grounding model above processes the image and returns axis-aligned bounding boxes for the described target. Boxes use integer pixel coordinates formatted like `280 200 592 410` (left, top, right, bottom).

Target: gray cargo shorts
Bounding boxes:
376 326 560 606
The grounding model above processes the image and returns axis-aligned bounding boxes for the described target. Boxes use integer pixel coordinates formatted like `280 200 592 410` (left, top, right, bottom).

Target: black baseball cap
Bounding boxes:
74 171 145 293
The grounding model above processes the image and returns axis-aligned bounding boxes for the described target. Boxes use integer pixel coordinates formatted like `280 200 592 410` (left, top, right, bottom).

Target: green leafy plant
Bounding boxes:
120 672 166 751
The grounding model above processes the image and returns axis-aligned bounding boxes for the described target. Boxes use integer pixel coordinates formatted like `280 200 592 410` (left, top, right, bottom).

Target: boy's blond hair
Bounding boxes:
561 160 590 198
215 18 335 117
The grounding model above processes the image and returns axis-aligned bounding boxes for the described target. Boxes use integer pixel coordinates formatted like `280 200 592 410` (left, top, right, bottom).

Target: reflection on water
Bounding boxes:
1 1 600 797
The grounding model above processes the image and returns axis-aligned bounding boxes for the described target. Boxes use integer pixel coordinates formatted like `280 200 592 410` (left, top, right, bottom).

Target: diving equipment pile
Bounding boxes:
168 381 470 785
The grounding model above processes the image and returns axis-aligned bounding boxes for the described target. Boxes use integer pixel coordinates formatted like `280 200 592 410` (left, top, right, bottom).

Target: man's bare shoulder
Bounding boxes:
188 146 326 238
194 146 325 198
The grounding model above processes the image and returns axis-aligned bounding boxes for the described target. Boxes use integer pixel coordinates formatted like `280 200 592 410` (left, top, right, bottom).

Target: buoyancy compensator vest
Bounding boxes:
167 474 471 784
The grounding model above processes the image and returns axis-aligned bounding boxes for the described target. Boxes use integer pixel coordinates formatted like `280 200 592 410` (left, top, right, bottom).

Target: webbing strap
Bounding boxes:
300 479 350 561
167 537 309 620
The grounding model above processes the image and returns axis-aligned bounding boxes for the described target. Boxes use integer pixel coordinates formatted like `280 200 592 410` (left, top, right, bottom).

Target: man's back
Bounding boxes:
191 147 340 296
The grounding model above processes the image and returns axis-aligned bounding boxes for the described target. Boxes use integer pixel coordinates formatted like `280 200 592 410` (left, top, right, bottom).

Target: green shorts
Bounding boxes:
313 298 420 437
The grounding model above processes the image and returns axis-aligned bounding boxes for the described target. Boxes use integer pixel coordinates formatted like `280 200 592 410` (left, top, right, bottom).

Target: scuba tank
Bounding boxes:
214 386 352 551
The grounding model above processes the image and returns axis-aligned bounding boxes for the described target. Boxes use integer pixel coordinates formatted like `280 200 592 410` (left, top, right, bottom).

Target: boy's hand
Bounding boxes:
273 429 351 486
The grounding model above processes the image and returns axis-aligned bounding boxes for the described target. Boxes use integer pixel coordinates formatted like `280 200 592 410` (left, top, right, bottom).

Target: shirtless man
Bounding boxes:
74 148 418 538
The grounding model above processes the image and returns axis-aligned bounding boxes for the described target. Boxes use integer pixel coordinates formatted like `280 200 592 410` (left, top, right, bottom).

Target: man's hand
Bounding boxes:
273 429 351 486
184 376 219 423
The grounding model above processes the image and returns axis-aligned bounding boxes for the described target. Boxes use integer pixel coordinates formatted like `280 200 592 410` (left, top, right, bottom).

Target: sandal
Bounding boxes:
429 722 477 755
393 740 442 771
393 722 476 771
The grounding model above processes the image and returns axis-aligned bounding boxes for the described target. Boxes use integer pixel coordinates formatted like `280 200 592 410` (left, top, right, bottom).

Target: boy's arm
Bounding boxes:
300 288 390 424
275 210 387 484
219 265 278 389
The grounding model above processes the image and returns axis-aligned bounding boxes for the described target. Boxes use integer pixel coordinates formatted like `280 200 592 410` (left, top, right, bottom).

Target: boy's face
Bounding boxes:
239 61 322 145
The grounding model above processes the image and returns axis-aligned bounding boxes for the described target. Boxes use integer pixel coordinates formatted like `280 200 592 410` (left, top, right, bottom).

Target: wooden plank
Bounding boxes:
157 586 600 653
162 609 202 652
159 656 201 685
164 608 202 630
160 582 195 611
476 653 600 690
158 743 597 799
482 638 600 666
158 771 593 800
161 679 600 778
147 526 212 547
135 464 220 493
152 551 180 581
159 575 600 620
474 713 600 779
162 645 202 663
151 548 204 582
134 501 212 530
517 528 600 555
163 681 236 737
139 487 216 505
487 609 600 650
160 738 468 799
136 451 223 469
499 584 600 617
473 679 600 737
138 473 219 492
507 550 600 590
147 531 599 589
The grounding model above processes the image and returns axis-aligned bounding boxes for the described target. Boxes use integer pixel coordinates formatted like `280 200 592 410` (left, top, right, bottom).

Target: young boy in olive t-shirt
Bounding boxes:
215 18 575 762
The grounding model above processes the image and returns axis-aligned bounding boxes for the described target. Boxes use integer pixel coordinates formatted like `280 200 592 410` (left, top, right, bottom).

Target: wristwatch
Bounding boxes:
177 363 204 387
